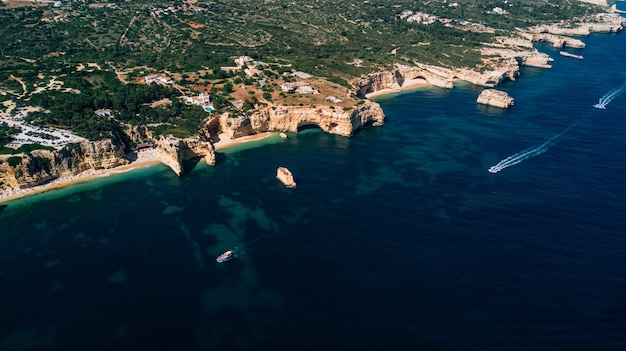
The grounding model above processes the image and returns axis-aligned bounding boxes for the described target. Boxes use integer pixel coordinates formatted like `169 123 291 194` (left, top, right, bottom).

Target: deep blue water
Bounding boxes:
1 24 626 351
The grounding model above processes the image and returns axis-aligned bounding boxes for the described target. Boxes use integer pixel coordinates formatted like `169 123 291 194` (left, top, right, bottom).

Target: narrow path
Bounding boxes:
9 75 27 98
119 15 137 45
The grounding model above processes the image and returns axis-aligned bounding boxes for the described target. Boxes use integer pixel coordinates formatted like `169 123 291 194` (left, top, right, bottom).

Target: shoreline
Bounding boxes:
0 132 275 204
365 78 430 99
212 131 273 150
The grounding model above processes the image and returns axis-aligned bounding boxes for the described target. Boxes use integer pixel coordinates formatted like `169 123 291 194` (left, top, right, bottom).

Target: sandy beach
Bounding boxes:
212 132 273 150
365 78 429 99
0 132 275 204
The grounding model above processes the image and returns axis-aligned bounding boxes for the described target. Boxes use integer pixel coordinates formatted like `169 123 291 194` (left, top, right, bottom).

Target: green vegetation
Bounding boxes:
150 104 208 138
0 0 604 141
7 156 22 167
0 124 20 143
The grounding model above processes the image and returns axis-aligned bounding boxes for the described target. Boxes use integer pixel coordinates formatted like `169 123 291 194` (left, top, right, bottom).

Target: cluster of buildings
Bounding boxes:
236 56 263 77
399 11 439 25
184 93 214 112
221 56 263 77
280 82 318 94
149 7 177 16
144 74 173 85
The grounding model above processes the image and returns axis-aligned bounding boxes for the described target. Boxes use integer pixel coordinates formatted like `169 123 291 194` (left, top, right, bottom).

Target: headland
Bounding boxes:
0 0 624 202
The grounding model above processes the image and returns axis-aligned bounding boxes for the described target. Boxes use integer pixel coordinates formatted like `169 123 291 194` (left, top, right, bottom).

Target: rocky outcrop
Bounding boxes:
357 12 624 97
520 52 554 68
529 13 625 36
0 139 128 191
521 32 586 48
356 64 454 97
276 167 296 188
219 102 385 139
477 89 514 108
560 51 584 59
155 135 215 176
356 53 536 94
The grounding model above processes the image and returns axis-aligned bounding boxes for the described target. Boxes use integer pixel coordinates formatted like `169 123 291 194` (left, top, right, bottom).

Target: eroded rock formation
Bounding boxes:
355 64 454 97
0 139 128 191
219 102 385 139
155 135 215 176
477 89 515 109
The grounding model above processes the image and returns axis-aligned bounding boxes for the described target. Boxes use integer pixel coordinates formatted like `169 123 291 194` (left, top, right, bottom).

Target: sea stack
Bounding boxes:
276 167 296 188
477 89 515 109
280 132 288 140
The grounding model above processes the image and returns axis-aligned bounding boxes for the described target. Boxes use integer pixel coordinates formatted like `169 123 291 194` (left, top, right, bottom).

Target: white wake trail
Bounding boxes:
488 140 551 173
594 81 626 109
490 80 626 173
488 122 578 174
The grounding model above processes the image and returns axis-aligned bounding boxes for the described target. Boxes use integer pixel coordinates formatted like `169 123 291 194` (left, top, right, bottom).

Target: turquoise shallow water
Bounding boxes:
1 22 626 351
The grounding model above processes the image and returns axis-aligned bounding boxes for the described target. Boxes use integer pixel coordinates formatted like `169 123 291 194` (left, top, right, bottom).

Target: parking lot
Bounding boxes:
1 107 87 150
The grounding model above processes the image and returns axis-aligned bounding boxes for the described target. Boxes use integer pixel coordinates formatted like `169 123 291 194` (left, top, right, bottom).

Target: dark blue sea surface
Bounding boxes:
1 25 626 351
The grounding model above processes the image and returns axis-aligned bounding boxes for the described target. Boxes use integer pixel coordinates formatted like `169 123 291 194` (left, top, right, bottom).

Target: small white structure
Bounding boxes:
281 82 313 93
280 83 298 92
144 74 173 85
95 108 112 117
234 56 254 68
297 86 318 94
325 96 342 103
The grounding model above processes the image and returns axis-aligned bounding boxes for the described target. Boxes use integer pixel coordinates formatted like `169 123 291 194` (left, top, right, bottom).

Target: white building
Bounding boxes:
144 74 173 85
234 56 254 68
185 93 211 106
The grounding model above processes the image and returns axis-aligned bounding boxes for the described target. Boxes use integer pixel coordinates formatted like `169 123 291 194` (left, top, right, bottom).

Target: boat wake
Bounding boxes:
488 118 584 174
488 136 555 174
594 80 626 109
490 79 626 174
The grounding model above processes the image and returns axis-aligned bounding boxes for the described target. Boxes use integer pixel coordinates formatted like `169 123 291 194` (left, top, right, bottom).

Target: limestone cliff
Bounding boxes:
155 135 215 176
219 102 385 138
357 12 624 98
477 89 515 109
356 52 537 95
0 139 128 191
521 32 586 49
355 65 454 97
529 13 625 37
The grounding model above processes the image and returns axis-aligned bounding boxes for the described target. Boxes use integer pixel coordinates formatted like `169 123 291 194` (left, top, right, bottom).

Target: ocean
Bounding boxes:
1 22 626 351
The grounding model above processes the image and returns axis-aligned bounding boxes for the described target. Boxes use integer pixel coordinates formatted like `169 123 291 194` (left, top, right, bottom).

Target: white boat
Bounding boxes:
593 103 605 109
216 250 233 263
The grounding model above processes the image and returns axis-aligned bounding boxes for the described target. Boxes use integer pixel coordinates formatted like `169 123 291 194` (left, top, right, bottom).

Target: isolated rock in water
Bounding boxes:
280 132 288 140
477 89 515 109
276 167 296 188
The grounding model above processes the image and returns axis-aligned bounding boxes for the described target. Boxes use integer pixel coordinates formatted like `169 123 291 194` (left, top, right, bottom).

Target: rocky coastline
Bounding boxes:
1 9 624 202
356 12 625 98
0 138 128 192
0 101 385 201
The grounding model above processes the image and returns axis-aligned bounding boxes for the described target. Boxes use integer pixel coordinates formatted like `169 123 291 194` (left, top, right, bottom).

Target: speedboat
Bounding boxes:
593 103 605 109
216 250 233 263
